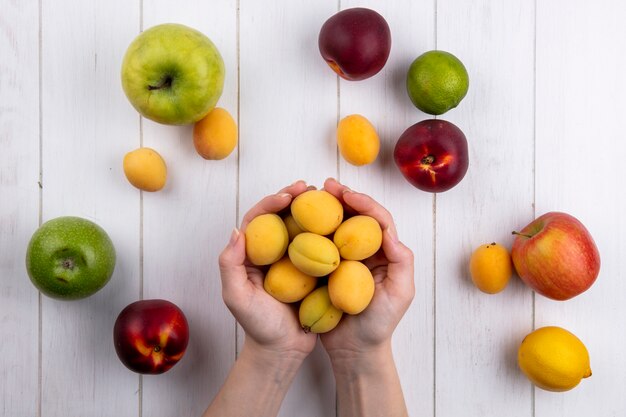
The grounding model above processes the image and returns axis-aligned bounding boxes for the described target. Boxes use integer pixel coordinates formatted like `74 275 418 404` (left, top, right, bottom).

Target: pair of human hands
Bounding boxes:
218 178 415 363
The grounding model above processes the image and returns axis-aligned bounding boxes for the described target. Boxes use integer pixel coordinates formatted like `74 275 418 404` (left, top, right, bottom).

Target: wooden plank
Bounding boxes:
239 0 339 206
435 1 535 416
39 1 141 415
140 2 238 416
337 1 436 415
0 1 40 416
535 0 626 414
238 1 338 416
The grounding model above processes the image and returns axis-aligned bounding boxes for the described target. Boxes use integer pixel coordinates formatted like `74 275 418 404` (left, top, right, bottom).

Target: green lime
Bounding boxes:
406 50 469 115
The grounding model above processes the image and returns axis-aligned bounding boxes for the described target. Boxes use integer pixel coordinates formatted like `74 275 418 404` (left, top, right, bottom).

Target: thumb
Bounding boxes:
218 228 248 294
382 227 415 296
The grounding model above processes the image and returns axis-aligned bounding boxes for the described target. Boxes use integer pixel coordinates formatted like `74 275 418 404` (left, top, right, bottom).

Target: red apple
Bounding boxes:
393 119 469 193
113 299 189 374
318 7 391 81
511 212 600 301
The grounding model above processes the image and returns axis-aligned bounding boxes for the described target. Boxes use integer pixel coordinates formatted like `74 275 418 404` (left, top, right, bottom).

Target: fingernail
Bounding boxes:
325 177 336 183
229 228 240 246
342 187 353 194
277 192 292 198
306 185 317 191
291 180 306 186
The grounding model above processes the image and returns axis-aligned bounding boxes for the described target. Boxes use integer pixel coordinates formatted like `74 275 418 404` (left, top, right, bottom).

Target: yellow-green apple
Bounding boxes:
511 212 600 300
113 299 189 374
25 216 116 300
121 23 224 125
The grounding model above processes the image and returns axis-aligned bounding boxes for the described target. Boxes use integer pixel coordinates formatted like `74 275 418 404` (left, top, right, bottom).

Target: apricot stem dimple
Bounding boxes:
153 346 161 352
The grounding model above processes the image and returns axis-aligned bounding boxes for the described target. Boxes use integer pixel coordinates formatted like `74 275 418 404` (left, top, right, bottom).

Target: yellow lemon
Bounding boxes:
469 242 512 294
518 326 592 392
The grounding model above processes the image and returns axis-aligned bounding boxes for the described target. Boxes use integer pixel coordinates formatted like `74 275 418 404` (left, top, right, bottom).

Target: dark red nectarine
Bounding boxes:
318 8 391 81
113 299 189 374
394 119 469 193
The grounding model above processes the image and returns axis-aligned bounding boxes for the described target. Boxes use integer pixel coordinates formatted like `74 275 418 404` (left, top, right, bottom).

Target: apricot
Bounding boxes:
299 286 343 333
290 190 343 235
263 257 317 303
328 260 375 314
283 214 304 241
244 214 288 266
333 215 382 260
337 114 380 166
469 242 512 294
123 147 167 192
288 232 340 277
193 107 238 160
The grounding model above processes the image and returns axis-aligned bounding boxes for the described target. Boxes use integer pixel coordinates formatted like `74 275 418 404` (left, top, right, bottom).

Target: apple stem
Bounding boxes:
511 231 532 238
148 76 172 91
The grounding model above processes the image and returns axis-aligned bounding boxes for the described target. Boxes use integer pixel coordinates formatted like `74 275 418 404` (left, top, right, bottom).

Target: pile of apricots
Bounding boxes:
244 190 382 333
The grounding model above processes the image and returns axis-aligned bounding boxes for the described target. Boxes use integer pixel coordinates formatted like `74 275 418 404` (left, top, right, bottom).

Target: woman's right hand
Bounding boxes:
319 178 415 357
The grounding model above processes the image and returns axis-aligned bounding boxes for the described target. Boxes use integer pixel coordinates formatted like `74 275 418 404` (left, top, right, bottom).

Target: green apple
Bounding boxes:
121 23 225 125
25 216 116 300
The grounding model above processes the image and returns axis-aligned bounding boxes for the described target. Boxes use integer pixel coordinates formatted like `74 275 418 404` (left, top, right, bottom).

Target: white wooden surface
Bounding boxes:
1 1 625 416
